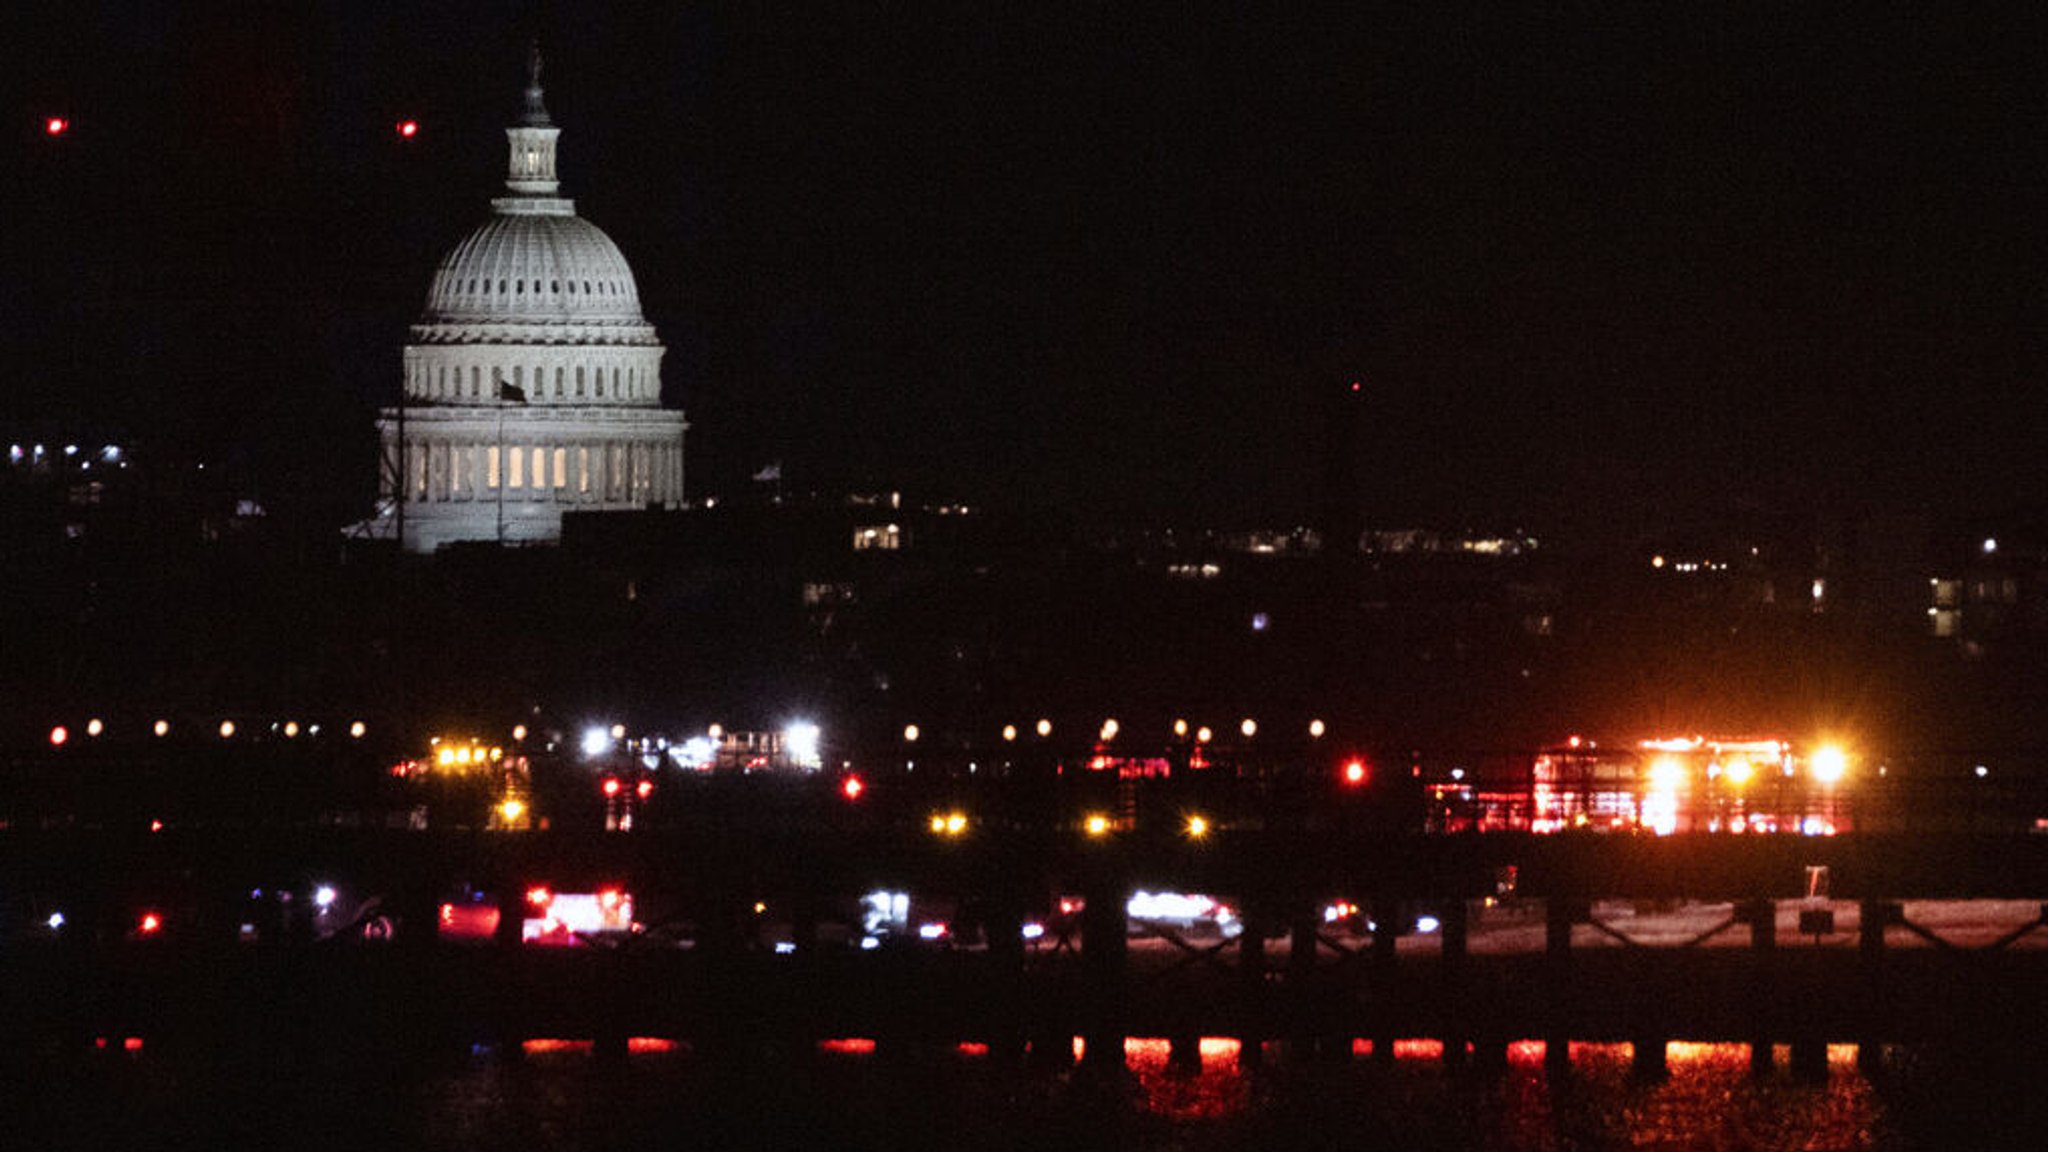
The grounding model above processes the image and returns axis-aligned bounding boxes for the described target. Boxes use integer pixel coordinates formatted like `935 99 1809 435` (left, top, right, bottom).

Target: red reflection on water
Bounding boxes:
627 1037 678 1054
1392 1039 1445 1060
955 1042 989 1057
521 1039 592 1055
820 1038 877 1055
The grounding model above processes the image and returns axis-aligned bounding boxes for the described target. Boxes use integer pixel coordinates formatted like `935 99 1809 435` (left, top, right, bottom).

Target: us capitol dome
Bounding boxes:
372 48 687 552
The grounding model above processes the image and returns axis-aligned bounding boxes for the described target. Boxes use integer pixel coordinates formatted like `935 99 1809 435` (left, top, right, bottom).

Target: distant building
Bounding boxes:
366 48 687 551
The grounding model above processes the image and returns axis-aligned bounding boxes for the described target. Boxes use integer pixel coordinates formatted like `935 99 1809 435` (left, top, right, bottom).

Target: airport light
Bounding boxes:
1810 745 1848 786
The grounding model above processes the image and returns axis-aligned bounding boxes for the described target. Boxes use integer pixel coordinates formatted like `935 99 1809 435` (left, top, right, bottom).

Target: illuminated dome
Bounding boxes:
366 46 688 553
416 213 652 332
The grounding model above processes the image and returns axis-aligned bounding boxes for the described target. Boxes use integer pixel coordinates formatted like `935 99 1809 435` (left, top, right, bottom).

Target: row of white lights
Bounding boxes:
905 718 1330 743
50 719 369 745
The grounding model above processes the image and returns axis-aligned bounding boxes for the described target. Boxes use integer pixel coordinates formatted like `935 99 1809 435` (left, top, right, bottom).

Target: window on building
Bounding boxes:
486 446 500 490
509 446 524 489
553 447 568 488
853 524 904 551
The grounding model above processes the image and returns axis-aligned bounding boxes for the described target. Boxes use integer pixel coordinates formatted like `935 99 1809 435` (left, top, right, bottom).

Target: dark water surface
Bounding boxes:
9 1036 2044 1151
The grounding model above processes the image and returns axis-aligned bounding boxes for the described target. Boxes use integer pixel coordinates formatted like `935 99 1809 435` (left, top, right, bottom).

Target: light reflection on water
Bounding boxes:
22 1034 2039 1151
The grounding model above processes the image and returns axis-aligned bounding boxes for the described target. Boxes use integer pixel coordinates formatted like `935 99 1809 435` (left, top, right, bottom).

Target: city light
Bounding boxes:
582 727 613 757
784 721 822 767
512 724 528 741
1722 754 1754 786
349 721 366 739
930 811 968 837
1343 759 1368 786
1810 745 1848 786
48 726 66 747
1240 718 1257 738
1185 814 1210 839
841 775 865 800
498 796 526 825
1036 719 1052 738
219 720 236 739
1309 719 1326 738
283 721 299 738
1099 718 1119 741
610 724 626 739
602 777 621 797
313 886 337 910
1084 813 1111 838
86 718 103 738
1002 724 1018 742
154 719 169 737
1196 726 1213 744
1173 718 1189 738
903 724 920 743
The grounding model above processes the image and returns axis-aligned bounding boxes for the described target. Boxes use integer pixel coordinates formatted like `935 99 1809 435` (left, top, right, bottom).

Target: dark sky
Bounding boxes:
6 3 2048 540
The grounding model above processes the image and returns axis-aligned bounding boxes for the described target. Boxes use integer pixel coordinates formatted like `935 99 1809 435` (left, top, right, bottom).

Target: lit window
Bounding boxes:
853 524 903 551
554 447 568 488
487 446 500 489
509 447 524 489
578 447 590 493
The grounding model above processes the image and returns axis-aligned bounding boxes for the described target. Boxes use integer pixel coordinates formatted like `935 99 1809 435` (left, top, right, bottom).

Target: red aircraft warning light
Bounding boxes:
396 119 419 138
841 775 865 800
1342 760 1369 786
46 117 69 137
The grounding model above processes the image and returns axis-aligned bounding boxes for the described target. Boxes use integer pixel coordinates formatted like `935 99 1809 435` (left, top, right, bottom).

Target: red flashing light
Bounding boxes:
841 775 865 800
635 780 654 800
46 117 68 136
123 1037 144 1052
148 819 163 833
49 725 68 746
602 777 621 797
396 119 418 138
1349 380 1362 394
1342 760 1368 786
137 912 162 935
525 886 552 908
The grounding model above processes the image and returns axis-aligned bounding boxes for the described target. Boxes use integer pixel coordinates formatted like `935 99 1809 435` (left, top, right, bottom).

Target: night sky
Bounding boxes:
6 4 2048 541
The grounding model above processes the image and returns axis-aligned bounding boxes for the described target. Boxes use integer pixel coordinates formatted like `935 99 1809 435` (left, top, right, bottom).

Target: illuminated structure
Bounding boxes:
372 47 687 551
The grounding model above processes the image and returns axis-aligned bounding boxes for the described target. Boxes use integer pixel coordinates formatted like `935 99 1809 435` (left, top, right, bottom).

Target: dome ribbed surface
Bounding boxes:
420 213 645 325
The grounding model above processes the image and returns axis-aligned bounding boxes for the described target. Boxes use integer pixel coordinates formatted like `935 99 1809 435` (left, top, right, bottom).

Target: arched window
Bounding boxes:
554 367 564 397
576 367 585 396
551 280 559 294
595 368 604 398
498 279 507 294
583 281 592 294
515 280 524 295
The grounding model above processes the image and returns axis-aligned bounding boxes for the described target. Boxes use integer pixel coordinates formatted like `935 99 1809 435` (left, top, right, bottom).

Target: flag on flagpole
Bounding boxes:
499 381 527 403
